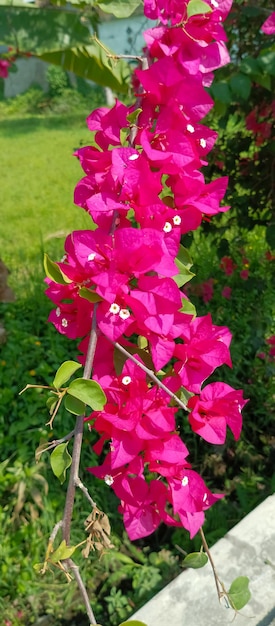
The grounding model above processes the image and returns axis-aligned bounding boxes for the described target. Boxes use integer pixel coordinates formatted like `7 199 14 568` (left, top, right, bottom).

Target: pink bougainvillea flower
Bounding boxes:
86 99 130 149
174 314 232 393
187 382 248 444
261 12 275 35
221 286 232 299
0 59 10 78
266 335 275 358
240 269 249 280
201 278 214 303
168 469 223 538
220 256 237 275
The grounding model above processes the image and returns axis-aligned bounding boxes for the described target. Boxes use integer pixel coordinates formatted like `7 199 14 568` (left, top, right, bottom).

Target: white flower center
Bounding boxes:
187 124 195 133
163 222 172 233
104 475 114 486
88 252 96 261
119 308 130 320
56 307 61 318
109 303 120 314
181 476 189 487
129 153 139 161
173 215 181 225
61 318 68 328
122 376 132 385
200 138 207 148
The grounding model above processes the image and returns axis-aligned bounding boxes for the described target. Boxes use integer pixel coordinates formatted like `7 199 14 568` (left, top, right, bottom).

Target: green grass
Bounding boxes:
0 114 94 293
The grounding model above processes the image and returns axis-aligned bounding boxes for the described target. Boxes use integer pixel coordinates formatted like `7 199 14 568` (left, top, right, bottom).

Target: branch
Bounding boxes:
67 559 97 625
75 477 97 509
199 527 224 601
113 341 188 412
62 304 98 545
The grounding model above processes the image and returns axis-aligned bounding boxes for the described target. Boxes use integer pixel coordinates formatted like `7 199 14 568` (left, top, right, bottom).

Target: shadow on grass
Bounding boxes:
0 114 87 136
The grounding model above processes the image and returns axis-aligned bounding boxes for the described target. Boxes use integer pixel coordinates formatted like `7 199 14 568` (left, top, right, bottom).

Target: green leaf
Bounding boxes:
46 395 58 416
211 81 232 104
187 0 212 18
180 387 194 406
176 245 193 269
182 551 208 569
50 443 72 484
174 245 194 287
50 540 77 563
64 394 86 416
95 0 142 18
53 360 82 389
252 74 271 90
36 41 131 93
239 56 260 76
227 576 251 610
230 73 251 100
258 51 275 77
67 378 106 411
180 299 196 316
78 287 103 303
127 108 142 125
173 267 195 287
44 253 70 285
137 336 148 349
33 562 44 572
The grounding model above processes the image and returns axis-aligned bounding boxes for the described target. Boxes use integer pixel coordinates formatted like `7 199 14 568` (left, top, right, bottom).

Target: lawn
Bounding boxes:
0 114 94 292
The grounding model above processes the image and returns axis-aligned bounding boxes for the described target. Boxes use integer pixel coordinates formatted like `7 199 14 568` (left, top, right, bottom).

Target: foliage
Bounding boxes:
0 0 132 93
46 65 69 98
203 0 275 244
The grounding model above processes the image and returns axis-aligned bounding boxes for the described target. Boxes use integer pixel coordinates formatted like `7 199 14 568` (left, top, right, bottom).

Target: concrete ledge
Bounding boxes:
131 494 275 626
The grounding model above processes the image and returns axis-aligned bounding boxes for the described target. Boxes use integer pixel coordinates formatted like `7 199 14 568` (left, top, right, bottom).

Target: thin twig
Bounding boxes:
199 527 223 600
75 478 97 509
107 53 143 61
49 520 63 544
40 429 75 456
67 559 97 625
113 341 188 412
62 305 98 545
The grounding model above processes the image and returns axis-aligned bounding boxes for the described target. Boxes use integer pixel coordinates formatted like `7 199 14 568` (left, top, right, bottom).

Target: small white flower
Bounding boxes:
200 138 207 148
181 476 189 487
104 475 114 486
56 307 61 318
122 376 132 385
129 153 139 161
109 303 120 314
61 318 68 328
88 252 96 261
203 492 208 503
211 0 219 7
187 124 195 133
163 222 172 233
119 308 130 320
173 215 182 226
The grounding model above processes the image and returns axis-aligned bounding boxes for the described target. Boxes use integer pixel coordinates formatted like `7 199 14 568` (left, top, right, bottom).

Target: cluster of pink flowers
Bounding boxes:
46 0 247 540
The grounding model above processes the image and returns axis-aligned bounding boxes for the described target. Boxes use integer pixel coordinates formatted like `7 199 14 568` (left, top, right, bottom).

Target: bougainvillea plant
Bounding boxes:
21 0 260 623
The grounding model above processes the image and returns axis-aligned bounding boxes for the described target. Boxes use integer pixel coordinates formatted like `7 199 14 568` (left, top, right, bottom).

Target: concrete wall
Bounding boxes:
4 57 49 98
